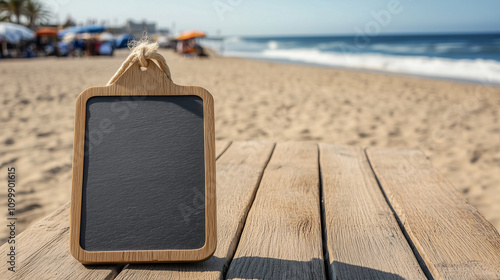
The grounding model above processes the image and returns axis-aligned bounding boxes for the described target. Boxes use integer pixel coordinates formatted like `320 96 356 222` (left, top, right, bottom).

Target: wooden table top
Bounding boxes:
2 141 500 280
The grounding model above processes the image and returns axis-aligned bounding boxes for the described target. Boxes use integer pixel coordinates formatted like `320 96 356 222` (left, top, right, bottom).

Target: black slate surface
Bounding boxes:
80 96 206 251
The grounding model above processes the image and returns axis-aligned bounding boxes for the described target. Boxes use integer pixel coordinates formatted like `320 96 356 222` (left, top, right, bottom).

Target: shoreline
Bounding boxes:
216 52 500 87
1 49 499 242
5 48 500 87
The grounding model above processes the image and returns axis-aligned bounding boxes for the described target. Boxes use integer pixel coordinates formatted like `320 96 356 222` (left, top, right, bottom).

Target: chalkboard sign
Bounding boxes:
70 61 216 264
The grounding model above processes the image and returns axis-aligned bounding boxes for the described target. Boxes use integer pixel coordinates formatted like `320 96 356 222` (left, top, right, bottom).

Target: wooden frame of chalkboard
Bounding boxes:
69 62 216 264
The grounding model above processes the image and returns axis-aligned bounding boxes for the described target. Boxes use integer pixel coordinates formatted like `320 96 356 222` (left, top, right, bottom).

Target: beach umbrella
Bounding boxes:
98 32 114 41
0 22 35 44
83 25 106 34
79 32 93 40
115 34 135 48
156 36 169 47
57 26 80 37
36 27 58 37
177 30 206 41
62 32 76 42
58 25 106 37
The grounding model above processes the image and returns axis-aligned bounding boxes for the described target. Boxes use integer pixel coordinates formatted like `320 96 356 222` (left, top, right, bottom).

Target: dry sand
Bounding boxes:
1 49 499 242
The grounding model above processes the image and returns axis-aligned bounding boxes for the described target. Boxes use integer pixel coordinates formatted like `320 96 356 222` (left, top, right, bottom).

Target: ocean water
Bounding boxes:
201 33 500 84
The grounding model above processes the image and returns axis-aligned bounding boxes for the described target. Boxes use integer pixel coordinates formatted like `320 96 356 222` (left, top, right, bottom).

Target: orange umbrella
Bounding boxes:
36 27 58 37
177 30 206 41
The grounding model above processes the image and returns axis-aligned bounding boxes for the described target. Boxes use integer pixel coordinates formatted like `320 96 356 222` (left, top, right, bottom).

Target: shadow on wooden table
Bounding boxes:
226 257 406 280
99 256 405 279
331 261 406 280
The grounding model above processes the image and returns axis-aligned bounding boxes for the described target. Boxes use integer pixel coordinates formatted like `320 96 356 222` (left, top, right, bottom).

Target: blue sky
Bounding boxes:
44 0 500 36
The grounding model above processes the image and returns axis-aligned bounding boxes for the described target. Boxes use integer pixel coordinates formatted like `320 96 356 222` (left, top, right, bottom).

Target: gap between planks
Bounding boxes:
225 142 326 280
366 147 500 280
320 144 426 280
364 147 434 279
114 141 275 280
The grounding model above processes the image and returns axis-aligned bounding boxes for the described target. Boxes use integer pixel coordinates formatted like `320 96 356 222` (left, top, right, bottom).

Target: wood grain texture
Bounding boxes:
114 141 275 280
319 144 426 280
215 140 231 159
366 148 500 279
0 203 121 280
70 60 216 264
226 142 326 280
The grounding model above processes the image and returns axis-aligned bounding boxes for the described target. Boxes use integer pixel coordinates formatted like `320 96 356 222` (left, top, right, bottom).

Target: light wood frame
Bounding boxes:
70 61 216 264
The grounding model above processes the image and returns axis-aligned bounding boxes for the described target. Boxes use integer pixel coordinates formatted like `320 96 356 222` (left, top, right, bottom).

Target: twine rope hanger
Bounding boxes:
106 39 172 86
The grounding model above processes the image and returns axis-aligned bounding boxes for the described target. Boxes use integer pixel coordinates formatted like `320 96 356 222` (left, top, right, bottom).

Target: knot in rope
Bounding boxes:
107 39 171 86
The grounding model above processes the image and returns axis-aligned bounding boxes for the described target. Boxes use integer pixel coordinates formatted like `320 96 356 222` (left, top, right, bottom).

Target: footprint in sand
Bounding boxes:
358 132 370 138
470 150 482 164
37 131 53 138
44 163 72 175
0 158 18 170
4 138 14 145
16 203 42 214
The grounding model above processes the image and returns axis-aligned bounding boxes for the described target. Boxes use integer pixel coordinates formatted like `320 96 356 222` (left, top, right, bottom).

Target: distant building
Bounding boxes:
106 20 169 37
157 28 170 35
125 20 156 37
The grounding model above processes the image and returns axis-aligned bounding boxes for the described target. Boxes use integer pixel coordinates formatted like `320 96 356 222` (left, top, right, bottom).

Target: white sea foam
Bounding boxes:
369 43 429 54
224 48 500 84
224 36 243 43
268 40 279 50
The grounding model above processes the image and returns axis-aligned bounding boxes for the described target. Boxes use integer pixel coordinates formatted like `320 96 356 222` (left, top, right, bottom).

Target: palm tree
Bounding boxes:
0 12 10 22
0 1 8 21
0 0 25 24
25 0 50 27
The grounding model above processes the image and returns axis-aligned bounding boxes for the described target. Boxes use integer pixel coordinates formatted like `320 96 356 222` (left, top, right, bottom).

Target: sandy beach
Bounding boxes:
1 49 499 243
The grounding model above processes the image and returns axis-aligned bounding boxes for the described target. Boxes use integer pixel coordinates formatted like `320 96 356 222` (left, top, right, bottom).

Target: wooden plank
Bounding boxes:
215 140 231 159
319 144 426 280
366 148 500 279
0 203 121 280
114 141 275 280
226 142 326 280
